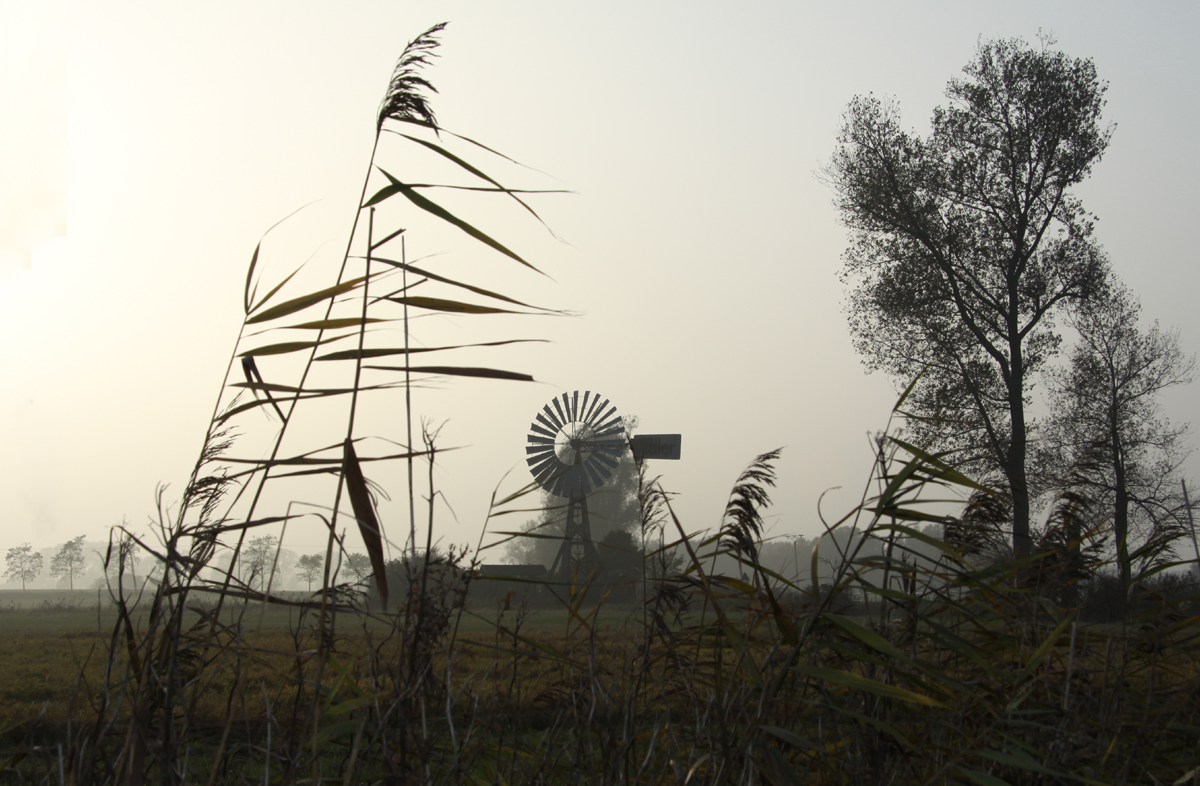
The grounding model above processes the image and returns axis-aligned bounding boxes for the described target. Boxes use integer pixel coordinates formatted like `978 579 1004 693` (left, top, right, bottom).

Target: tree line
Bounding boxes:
2 534 377 594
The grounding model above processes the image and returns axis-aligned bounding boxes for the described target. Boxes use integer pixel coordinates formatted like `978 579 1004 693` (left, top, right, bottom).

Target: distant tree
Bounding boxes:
103 534 142 586
1044 280 1195 595
4 543 43 591
243 535 280 591
50 535 88 590
826 36 1112 555
294 554 324 591
345 552 372 584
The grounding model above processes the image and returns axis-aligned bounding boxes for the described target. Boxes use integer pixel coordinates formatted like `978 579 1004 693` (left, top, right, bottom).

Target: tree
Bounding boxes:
104 534 141 586
242 535 279 591
50 535 87 590
4 543 43 591
827 36 1112 554
1044 279 1194 594
345 552 372 584
294 554 323 591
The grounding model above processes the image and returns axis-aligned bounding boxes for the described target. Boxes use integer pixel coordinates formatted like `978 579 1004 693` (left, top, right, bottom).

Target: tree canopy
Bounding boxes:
827 36 1113 553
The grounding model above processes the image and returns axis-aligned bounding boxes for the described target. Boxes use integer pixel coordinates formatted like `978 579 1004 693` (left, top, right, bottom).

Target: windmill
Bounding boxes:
525 391 626 583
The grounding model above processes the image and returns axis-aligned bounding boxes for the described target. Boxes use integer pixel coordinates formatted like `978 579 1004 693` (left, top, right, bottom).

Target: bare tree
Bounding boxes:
1044 279 1194 595
4 543 43 591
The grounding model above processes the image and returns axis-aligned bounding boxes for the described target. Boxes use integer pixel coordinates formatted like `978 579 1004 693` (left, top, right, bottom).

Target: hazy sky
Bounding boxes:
2 1 1198 566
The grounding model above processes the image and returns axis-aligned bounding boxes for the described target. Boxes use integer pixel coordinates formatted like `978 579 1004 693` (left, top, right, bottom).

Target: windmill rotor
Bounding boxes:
526 391 625 499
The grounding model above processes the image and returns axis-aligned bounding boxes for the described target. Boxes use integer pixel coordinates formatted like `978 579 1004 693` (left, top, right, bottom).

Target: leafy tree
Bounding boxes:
294 553 324 591
4 543 43 591
1044 279 1194 594
345 552 372 584
49 535 87 590
826 36 1112 554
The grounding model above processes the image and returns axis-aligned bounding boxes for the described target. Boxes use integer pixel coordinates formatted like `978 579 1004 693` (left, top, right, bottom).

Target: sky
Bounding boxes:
1 1 1198 570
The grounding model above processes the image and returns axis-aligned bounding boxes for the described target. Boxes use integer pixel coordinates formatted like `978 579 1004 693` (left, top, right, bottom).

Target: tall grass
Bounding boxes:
7 414 1200 783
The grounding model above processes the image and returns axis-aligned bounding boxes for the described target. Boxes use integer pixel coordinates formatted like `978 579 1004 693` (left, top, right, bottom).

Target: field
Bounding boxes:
2 561 1200 786
0 594 657 731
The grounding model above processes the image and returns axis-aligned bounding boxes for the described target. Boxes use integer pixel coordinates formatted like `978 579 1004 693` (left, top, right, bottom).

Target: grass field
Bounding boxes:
3 573 1198 785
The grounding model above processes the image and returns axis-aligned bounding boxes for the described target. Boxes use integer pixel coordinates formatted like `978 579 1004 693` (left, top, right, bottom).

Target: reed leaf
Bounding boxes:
366 168 539 273
369 365 534 381
316 338 546 361
382 295 523 315
342 438 389 610
371 256 562 310
395 133 551 227
245 274 372 324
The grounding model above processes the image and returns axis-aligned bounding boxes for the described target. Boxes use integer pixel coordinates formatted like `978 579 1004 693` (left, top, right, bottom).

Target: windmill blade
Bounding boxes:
592 432 626 449
541 405 564 432
570 390 580 422
529 422 557 440
530 458 560 481
529 462 565 488
529 452 563 476
552 465 584 498
584 398 609 426
535 414 562 438
543 475 566 498
551 397 568 427
592 424 625 442
582 460 608 489
592 416 621 438
526 435 556 446
581 390 594 423
591 450 620 471
593 406 620 429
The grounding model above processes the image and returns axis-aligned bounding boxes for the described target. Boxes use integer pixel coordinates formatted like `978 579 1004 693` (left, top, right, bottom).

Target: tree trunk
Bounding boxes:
1113 441 1131 612
1008 330 1033 557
